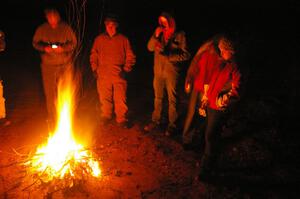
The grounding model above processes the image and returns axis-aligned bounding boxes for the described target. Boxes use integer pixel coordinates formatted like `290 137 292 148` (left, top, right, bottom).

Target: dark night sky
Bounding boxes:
0 0 299 102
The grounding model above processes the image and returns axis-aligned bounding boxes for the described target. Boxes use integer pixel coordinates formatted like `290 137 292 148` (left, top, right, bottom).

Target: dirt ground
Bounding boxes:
0 55 299 199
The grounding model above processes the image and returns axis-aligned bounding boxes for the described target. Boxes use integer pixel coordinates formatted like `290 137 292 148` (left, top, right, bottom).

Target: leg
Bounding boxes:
165 74 178 129
113 78 128 123
200 108 223 173
97 78 113 119
152 75 165 123
182 89 201 144
41 64 58 124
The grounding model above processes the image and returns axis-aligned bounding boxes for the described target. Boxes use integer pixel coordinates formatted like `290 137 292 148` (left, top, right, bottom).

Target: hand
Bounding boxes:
185 81 191 93
44 46 53 53
155 27 163 38
54 46 64 53
201 94 208 106
155 42 163 52
123 66 132 73
216 94 229 109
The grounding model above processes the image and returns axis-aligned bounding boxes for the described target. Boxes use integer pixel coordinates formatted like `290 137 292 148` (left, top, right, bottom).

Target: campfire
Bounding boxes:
26 69 100 188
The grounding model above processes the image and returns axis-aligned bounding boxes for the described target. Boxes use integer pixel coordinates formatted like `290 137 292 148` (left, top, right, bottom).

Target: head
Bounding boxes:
104 14 119 37
158 12 176 35
45 8 61 28
218 37 235 61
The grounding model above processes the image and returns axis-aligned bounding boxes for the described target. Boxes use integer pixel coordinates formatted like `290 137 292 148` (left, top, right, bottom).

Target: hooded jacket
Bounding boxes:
147 12 190 77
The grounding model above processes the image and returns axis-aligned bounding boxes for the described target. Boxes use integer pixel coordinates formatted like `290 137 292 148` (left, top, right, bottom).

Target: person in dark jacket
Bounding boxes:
144 11 190 136
33 8 77 128
90 14 136 128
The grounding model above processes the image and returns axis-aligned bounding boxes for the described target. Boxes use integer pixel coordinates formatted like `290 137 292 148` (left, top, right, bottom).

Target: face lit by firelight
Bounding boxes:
158 16 169 30
105 20 118 37
218 41 234 61
45 10 61 29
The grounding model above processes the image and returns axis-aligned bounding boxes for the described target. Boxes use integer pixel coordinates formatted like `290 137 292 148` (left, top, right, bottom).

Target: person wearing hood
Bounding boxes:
144 11 190 136
90 13 136 128
32 8 77 128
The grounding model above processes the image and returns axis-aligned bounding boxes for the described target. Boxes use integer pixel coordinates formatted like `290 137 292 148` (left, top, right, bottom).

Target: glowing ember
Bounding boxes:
28 70 100 182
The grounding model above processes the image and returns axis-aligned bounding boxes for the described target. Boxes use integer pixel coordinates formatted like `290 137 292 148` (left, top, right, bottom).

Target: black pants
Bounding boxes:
201 107 226 169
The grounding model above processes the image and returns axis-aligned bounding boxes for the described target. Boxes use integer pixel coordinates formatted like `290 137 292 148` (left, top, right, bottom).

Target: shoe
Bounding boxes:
117 121 129 129
143 121 159 132
165 126 176 137
100 117 112 126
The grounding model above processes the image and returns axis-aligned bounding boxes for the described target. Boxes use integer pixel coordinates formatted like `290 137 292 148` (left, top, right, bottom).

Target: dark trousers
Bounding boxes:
201 107 226 169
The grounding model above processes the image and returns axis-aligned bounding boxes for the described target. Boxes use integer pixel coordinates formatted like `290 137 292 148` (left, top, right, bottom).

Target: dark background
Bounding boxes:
0 0 299 124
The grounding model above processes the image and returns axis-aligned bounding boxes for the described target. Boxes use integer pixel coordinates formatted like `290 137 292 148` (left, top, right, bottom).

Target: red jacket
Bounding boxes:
193 45 222 92
192 44 241 110
207 60 241 110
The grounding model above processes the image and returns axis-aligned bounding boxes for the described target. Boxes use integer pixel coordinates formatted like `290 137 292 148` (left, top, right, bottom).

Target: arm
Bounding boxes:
168 31 190 63
90 38 99 73
217 65 242 109
124 38 136 72
32 27 47 52
60 26 77 52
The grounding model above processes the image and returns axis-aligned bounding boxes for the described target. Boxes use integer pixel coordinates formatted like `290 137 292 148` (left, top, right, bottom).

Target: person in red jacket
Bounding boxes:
186 35 242 179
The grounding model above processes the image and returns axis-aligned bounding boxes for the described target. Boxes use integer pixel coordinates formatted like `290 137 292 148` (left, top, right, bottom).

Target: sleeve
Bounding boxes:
147 33 159 52
62 26 77 52
124 38 136 72
222 65 242 108
168 31 190 63
229 65 242 99
90 38 99 72
186 41 213 83
32 26 46 52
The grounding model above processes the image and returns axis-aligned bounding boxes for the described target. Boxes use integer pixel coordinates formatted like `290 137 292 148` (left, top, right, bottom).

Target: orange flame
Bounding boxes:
29 70 100 182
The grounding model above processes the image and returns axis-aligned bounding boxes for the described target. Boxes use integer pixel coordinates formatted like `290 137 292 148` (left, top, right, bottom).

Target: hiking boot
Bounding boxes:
143 121 159 132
